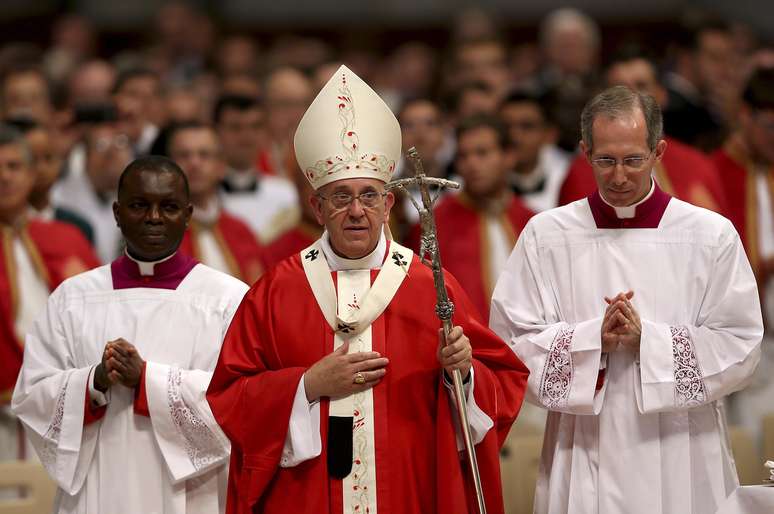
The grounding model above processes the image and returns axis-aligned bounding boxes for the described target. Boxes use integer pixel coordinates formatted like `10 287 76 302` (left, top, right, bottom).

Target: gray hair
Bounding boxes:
0 124 32 166
540 8 600 51
580 85 663 154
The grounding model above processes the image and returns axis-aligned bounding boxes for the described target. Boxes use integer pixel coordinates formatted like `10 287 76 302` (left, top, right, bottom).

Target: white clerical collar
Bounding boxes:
600 178 655 219
125 250 177 276
226 167 259 190
193 196 220 225
320 230 387 271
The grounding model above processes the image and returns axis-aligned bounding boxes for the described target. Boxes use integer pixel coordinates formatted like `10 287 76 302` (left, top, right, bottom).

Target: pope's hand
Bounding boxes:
438 326 472 380
304 341 389 402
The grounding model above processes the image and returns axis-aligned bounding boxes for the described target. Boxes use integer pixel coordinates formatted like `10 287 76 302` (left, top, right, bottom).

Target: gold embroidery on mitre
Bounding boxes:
304 72 395 184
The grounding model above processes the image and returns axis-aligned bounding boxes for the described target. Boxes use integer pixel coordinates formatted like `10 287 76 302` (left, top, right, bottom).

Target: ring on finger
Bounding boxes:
353 372 366 385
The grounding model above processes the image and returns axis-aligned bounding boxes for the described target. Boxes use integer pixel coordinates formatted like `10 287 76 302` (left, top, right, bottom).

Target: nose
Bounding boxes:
610 164 628 186
347 197 366 217
146 204 163 223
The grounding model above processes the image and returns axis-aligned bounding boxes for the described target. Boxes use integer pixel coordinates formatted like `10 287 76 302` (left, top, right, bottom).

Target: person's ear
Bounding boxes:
383 191 396 223
654 139 667 162
310 193 326 226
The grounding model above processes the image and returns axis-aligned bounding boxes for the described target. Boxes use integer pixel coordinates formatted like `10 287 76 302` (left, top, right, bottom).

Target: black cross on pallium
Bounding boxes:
305 249 320 261
337 322 355 334
391 251 407 267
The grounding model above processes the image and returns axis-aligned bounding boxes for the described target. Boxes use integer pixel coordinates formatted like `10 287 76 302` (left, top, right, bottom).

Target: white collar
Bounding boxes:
320 230 387 271
125 250 177 276
601 177 655 219
192 196 220 225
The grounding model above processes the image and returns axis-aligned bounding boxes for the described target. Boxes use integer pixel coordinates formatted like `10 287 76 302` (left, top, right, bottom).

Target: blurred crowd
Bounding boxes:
0 1 773 458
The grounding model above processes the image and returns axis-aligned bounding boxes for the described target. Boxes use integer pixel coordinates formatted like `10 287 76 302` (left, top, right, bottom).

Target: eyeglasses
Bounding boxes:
317 191 387 210
92 134 130 153
590 150 654 171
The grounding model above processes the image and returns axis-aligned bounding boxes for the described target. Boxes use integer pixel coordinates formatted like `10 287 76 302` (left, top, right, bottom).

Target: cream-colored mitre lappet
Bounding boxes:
294 65 401 190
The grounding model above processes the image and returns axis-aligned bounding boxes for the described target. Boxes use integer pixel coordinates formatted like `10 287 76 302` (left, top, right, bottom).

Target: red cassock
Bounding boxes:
557 137 729 215
207 253 529 514
405 193 533 320
263 221 322 269
712 139 774 279
179 211 267 284
0 220 99 402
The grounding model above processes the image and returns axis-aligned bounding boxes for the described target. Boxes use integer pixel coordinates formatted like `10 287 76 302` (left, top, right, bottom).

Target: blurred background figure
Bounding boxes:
214 94 297 243
664 17 743 152
262 66 313 177
0 124 97 469
500 90 569 212
51 103 132 262
534 7 601 151
113 67 163 155
166 121 266 284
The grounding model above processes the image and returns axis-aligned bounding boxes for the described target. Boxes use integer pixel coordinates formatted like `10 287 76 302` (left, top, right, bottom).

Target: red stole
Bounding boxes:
179 211 266 284
406 193 534 320
0 220 99 403
712 140 774 280
558 137 728 215
263 221 322 269
207 255 529 514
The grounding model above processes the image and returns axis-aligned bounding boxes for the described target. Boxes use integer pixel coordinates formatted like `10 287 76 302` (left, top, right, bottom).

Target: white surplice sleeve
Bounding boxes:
143 288 247 484
11 288 99 496
144 362 231 482
490 224 607 415
636 227 763 413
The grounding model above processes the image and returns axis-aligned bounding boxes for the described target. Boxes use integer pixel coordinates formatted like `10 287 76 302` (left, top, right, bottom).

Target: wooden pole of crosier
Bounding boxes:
386 147 487 514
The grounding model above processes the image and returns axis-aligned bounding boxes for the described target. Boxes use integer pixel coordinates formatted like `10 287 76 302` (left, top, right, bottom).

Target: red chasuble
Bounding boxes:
179 211 266 284
263 221 322 269
557 137 728 215
207 253 528 514
405 193 534 320
0 220 99 403
712 138 774 280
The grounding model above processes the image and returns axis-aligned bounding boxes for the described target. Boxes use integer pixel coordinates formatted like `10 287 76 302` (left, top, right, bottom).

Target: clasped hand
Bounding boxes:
601 291 642 353
94 338 145 392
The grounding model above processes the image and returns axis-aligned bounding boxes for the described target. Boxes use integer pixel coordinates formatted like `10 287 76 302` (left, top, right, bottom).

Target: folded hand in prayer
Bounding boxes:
602 291 642 353
104 338 145 388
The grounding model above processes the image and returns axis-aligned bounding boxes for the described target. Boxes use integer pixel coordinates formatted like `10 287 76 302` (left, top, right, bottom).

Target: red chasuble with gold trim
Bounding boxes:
263 222 323 269
558 137 728 215
405 193 534 320
179 211 266 284
0 220 99 402
712 141 774 280
207 253 528 514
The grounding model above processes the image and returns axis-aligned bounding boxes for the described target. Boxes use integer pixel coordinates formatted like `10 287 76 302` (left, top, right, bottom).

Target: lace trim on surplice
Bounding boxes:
538 327 575 408
670 326 708 407
40 385 67 467
167 366 225 471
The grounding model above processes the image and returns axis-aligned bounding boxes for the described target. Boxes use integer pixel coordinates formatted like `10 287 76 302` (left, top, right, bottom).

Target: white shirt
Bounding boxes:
220 175 298 244
51 165 120 264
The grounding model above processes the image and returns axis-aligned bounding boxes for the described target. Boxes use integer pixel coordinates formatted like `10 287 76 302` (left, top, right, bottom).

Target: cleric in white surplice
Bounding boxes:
11 156 248 514
490 86 764 514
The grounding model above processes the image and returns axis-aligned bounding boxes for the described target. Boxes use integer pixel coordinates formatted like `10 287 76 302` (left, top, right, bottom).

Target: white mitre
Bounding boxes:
293 65 401 190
